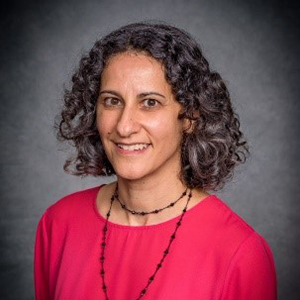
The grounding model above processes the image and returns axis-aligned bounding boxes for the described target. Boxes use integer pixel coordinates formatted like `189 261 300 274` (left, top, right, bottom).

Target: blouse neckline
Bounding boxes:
92 184 216 230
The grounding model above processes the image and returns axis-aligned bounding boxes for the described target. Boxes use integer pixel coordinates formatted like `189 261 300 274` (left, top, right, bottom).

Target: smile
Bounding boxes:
114 143 151 154
117 143 150 151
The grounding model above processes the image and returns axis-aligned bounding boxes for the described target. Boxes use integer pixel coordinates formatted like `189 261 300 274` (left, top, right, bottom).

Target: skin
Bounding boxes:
95 52 210 226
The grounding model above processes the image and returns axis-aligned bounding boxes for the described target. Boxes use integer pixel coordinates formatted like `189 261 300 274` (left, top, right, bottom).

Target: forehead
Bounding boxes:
101 52 169 88
105 51 163 70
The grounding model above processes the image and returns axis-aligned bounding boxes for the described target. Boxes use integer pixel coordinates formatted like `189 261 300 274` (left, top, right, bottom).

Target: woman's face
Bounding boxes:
96 52 186 181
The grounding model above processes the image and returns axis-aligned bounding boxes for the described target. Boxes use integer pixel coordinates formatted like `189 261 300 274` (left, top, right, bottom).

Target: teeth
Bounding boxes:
117 143 150 151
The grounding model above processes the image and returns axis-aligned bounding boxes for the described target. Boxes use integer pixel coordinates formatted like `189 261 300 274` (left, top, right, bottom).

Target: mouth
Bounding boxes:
114 142 151 154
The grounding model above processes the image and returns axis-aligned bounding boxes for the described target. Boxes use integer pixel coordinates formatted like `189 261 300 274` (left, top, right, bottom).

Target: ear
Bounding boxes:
183 118 196 134
182 110 199 134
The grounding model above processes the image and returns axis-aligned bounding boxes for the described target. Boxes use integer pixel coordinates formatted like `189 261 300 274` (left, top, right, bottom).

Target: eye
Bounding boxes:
142 99 159 108
102 97 122 107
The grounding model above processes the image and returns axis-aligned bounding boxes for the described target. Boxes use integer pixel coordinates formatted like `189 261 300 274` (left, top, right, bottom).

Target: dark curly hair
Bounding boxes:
55 21 249 191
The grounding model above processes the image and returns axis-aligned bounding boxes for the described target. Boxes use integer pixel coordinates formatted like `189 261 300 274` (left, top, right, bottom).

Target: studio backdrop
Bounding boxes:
0 0 299 299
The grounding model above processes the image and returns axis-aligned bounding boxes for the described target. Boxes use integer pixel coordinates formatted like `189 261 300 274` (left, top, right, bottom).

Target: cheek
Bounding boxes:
146 114 183 141
96 113 115 137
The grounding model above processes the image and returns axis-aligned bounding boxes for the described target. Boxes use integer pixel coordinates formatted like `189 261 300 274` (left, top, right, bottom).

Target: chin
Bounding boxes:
114 166 150 181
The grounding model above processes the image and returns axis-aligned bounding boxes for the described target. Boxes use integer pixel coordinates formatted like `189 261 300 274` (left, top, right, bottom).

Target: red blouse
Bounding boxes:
34 185 277 299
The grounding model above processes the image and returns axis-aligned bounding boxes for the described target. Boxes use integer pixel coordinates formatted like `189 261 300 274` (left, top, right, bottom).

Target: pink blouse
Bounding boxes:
34 185 277 299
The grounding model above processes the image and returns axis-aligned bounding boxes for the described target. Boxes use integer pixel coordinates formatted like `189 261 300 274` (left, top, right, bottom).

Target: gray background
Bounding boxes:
1 0 299 299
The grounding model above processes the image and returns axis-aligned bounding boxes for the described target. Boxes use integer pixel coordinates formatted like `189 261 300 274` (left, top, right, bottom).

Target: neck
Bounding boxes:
101 156 210 226
117 177 187 208
111 168 190 226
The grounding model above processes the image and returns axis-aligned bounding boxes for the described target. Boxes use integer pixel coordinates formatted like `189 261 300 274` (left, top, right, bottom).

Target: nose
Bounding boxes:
116 105 141 138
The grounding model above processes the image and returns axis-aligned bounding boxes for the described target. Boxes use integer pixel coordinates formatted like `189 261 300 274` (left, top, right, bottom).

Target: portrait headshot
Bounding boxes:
0 1 299 300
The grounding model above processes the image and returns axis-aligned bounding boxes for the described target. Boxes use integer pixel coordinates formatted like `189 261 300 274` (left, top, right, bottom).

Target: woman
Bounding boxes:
34 22 277 299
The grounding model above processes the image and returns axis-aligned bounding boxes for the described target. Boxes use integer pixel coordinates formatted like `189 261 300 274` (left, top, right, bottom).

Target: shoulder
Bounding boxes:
204 196 277 293
40 185 103 226
219 231 277 299
214 197 275 267
198 195 256 241
201 195 274 260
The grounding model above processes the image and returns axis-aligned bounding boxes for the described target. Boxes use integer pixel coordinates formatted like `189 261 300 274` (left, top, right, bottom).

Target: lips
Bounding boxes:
114 142 151 154
117 143 150 151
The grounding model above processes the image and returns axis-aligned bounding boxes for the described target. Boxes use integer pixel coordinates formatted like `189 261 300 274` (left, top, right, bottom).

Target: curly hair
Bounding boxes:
55 21 249 191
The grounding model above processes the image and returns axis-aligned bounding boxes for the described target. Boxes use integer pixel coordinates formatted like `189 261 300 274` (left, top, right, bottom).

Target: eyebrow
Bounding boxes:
99 90 166 99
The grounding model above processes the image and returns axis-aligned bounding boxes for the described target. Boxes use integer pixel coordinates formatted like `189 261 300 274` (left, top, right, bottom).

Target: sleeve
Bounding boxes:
34 211 51 300
220 232 277 300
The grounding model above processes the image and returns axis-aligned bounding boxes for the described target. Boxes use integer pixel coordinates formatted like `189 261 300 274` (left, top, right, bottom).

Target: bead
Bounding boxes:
99 185 193 299
115 186 187 216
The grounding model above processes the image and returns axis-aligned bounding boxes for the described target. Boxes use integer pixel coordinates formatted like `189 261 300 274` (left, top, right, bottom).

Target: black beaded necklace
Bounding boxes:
100 184 193 300
114 186 188 215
